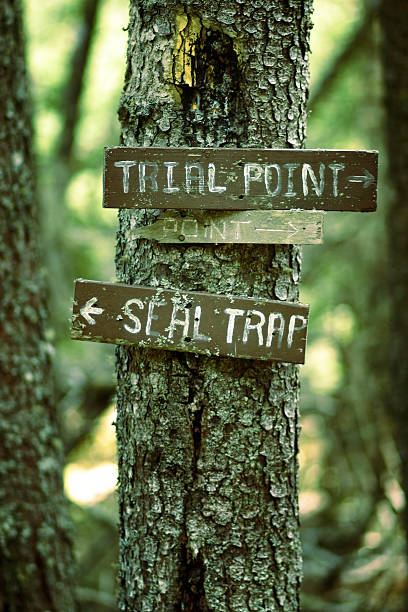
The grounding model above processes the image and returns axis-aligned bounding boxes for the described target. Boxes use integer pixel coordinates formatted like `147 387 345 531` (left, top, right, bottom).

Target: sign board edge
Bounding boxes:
70 328 307 365
73 278 310 311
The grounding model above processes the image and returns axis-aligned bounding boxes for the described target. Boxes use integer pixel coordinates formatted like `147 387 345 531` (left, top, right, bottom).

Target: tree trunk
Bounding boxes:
0 2 76 610
380 0 408 602
115 1 312 610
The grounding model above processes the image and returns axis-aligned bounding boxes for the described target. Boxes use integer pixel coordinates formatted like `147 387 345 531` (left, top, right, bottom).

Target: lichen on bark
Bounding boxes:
115 1 312 610
0 1 76 610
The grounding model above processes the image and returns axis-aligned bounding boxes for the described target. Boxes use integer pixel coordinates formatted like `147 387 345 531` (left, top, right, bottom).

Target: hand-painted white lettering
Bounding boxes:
146 301 160 337
168 305 190 339
185 163 205 194
244 163 263 195
208 163 226 193
181 218 198 238
302 163 325 197
162 217 178 234
114 161 137 194
242 310 266 345
205 219 226 240
265 164 282 196
230 220 250 239
163 162 180 194
284 163 299 197
266 313 285 348
80 297 104 325
139 162 159 193
329 163 345 197
287 314 307 347
225 308 245 343
123 298 144 334
193 306 210 342
111 155 371 207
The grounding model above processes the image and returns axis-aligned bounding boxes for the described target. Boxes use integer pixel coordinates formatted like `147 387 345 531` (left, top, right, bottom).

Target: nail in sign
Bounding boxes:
71 280 310 364
103 147 378 212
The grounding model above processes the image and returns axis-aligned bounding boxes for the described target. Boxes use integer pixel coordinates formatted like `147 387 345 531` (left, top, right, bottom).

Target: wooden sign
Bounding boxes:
103 146 378 212
132 210 323 244
71 279 310 364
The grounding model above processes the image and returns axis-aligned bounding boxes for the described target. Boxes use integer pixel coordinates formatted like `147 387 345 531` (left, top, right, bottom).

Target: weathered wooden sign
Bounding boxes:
132 210 323 244
104 146 378 212
71 279 310 364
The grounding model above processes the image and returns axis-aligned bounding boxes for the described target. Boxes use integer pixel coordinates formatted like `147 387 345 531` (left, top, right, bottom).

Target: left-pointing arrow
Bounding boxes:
80 297 104 325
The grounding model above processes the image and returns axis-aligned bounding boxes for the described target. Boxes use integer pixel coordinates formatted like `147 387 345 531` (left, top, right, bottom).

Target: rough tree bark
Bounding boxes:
115 1 312 610
380 0 408 601
0 2 76 610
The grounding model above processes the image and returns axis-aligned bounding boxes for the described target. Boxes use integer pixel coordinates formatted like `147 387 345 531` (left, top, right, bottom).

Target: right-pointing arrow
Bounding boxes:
286 222 300 241
347 168 375 189
255 222 299 241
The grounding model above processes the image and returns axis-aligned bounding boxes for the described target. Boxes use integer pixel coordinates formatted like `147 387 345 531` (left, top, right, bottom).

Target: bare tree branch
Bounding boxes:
57 0 102 164
76 588 116 610
63 381 115 456
309 5 378 112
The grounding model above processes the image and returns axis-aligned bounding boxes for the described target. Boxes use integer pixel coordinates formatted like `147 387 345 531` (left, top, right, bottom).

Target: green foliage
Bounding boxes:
300 1 405 609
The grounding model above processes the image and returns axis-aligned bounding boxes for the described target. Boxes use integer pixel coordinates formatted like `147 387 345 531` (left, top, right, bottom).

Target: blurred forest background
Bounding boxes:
21 0 405 609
